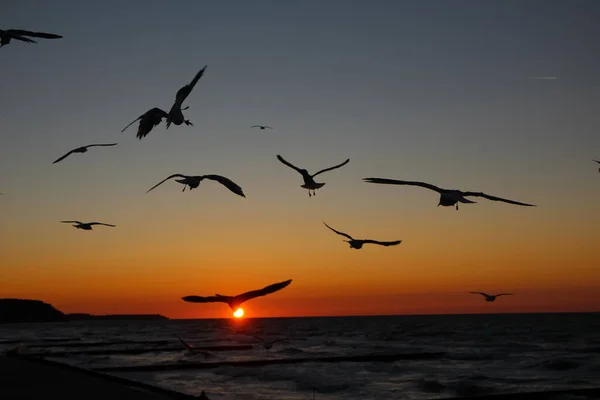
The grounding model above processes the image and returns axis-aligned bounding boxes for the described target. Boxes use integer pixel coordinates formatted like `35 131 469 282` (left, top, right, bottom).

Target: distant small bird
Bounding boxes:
277 155 349 197
323 222 402 249
182 279 293 311
594 160 600 173
363 178 536 210
468 292 514 302
248 334 286 350
251 125 273 130
178 337 213 358
60 221 116 230
52 143 118 164
0 28 62 47
146 174 246 197
121 107 169 140
166 65 207 128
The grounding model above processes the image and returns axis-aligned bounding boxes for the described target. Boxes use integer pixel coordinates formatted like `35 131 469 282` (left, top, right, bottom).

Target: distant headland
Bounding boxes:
0 299 168 324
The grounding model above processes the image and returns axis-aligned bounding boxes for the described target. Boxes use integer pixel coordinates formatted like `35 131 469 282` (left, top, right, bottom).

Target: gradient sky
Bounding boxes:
1 0 599 319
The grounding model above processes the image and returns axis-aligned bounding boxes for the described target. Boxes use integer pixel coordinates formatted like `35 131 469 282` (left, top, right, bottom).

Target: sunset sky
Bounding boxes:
1 0 599 319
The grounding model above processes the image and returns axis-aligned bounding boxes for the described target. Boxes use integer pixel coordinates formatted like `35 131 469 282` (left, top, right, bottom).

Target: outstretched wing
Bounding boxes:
323 221 353 240
276 155 304 174
234 279 293 305
203 175 246 198
178 337 195 351
60 220 81 224
468 292 489 297
52 149 75 164
496 293 514 297
312 158 350 177
86 143 118 148
146 174 188 194
7 29 62 39
363 178 444 193
88 222 116 227
181 295 232 304
121 108 166 133
461 191 536 207
174 65 207 107
6 33 37 43
362 239 402 247
593 160 600 164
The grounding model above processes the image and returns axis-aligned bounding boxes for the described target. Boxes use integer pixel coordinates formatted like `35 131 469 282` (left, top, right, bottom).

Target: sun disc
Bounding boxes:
233 308 244 318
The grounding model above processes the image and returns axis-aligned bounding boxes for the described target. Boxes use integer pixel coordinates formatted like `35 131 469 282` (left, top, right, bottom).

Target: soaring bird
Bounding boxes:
248 334 286 350
146 173 246 197
166 65 207 128
468 292 513 302
363 178 536 210
323 222 402 250
594 160 600 173
277 155 349 197
60 221 116 230
178 337 213 358
182 279 293 312
251 125 273 130
52 143 118 164
121 107 169 140
0 29 62 47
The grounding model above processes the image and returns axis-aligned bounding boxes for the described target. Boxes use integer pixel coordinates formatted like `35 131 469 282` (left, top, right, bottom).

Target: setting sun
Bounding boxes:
233 308 244 318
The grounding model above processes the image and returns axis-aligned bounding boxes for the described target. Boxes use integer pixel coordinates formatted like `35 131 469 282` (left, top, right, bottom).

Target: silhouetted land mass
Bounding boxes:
0 299 167 323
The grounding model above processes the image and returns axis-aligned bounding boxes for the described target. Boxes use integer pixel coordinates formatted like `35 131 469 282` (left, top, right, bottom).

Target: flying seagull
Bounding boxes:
247 334 286 350
166 65 207 128
121 107 169 140
362 178 536 210
251 125 273 130
594 160 600 173
178 337 213 358
468 292 513 302
322 222 401 249
52 143 118 164
146 174 246 197
0 29 62 47
277 154 349 197
182 279 292 311
60 221 116 230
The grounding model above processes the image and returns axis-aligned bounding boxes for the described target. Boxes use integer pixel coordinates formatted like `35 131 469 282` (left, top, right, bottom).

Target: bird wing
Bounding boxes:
460 191 536 207
52 149 76 164
362 178 444 193
276 155 304 175
60 220 82 224
233 279 293 305
250 125 261 128
496 293 514 297
203 175 246 198
322 221 353 240
362 239 402 247
146 174 188 193
174 65 207 106
6 33 37 43
311 158 350 177
88 222 116 227
181 295 232 304
250 334 264 342
121 108 166 133
7 29 62 39
468 292 489 297
178 337 195 351
85 143 118 148
593 160 600 164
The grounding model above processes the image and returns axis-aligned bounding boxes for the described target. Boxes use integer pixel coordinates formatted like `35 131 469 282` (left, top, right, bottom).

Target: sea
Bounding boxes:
1 313 599 400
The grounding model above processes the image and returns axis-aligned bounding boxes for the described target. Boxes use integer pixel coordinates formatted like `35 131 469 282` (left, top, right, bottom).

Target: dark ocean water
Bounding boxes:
1 313 599 399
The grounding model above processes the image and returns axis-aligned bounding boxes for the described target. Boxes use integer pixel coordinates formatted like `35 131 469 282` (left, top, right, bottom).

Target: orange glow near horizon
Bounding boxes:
233 308 244 318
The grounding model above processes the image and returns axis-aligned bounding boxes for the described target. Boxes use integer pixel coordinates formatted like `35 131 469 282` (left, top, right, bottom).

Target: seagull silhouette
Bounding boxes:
178 337 213 358
60 221 116 230
166 65 207 128
251 125 273 130
323 222 402 249
594 160 600 173
362 178 536 210
182 279 292 311
468 292 514 302
248 334 286 350
52 143 118 164
277 155 349 197
0 29 62 47
146 174 246 197
121 107 169 140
